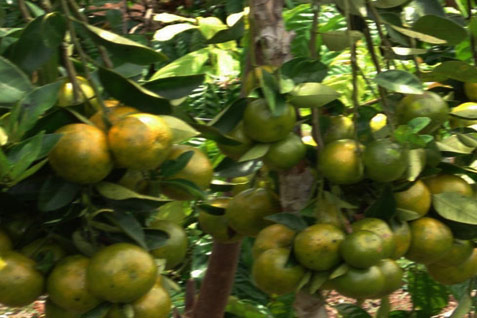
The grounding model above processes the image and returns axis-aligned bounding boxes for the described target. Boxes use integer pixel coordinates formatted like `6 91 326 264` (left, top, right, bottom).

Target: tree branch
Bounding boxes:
468 0 477 65
18 0 32 22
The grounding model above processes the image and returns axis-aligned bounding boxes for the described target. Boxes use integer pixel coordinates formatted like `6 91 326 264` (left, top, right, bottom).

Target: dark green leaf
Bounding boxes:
159 151 194 178
160 115 199 143
206 17 244 44
191 123 242 145
96 182 164 202
457 134 477 148
335 304 371 318
0 56 33 105
258 69 280 115
238 144 270 162
281 57 328 84
408 117 431 133
98 67 172 115
38 176 81 212
289 82 340 108
81 302 112 318
214 158 263 178
375 70 423 94
390 25 447 44
144 229 170 251
209 98 247 134
143 75 205 100
429 61 477 83
437 136 475 154
264 212 307 232
41 12 66 48
150 48 210 80
105 211 147 249
8 132 44 181
413 15 467 45
365 185 396 220
433 192 477 225
9 133 60 161
159 179 206 200
407 269 449 316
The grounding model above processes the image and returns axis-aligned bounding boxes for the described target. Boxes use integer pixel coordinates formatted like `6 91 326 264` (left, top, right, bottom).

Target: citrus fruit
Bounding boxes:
252 224 295 259
351 218 396 259
394 180 431 218
449 102 477 128
225 188 281 237
160 145 213 200
318 139 364 185
323 115 354 143
425 142 442 167
427 248 477 285
90 105 138 132
431 239 474 267
252 248 306 296
263 133 306 170
389 220 411 259
243 99 296 143
405 217 453 264
2 214 33 243
118 169 150 194
0 230 12 254
129 281 172 318
57 76 96 107
424 174 473 197
148 220 188 270
363 139 407 182
45 299 81 318
108 113 173 170
47 255 101 313
87 243 157 303
21 238 66 264
340 230 385 268
370 113 388 134
198 198 243 244
332 265 385 299
314 196 345 230
231 176 252 196
464 82 477 101
217 122 254 160
395 91 449 132
0 251 44 307
293 223 345 271
375 259 403 297
48 123 113 184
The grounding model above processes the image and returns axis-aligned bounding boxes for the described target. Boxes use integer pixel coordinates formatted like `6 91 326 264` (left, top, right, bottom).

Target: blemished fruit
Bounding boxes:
389 220 412 259
198 198 243 244
375 259 403 297
0 230 12 254
243 99 297 143
21 239 66 264
89 105 138 131
252 224 295 259
424 174 473 197
225 188 281 237
394 180 431 218
0 251 44 307
318 139 364 185
47 255 101 313
332 265 385 299
48 124 113 184
405 217 453 264
160 145 213 200
323 115 354 143
87 243 157 303
427 248 477 285
363 139 407 183
449 102 477 128
108 113 173 170
464 82 477 102
148 220 188 269
293 224 345 271
431 239 474 267
351 218 396 259
396 91 449 132
57 76 96 107
252 248 306 296
217 122 254 160
45 299 81 318
340 230 385 268
263 133 306 170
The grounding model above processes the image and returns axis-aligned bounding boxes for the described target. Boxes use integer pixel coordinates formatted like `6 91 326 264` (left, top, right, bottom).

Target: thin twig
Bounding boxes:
61 44 81 104
366 1 395 69
409 38 421 77
468 0 477 65
18 0 32 22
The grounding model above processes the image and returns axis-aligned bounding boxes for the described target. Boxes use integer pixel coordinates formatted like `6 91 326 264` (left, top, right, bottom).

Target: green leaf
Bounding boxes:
98 67 171 115
105 211 147 249
238 144 270 162
321 30 363 51
153 13 195 24
437 135 475 154
144 229 169 250
152 201 190 224
406 149 426 182
159 179 206 200
335 304 372 318
0 56 33 105
214 158 263 178
159 151 194 178
330 263 349 279
390 25 447 44
407 269 449 316
197 17 227 40
427 61 477 83
396 208 422 221
433 192 477 225
96 182 165 202
206 17 244 44
408 117 431 133
375 70 423 94
150 48 210 80
334 0 367 16
413 15 467 46
81 302 112 318
209 98 247 134
457 134 477 148
308 271 330 294
365 185 396 220
281 58 328 84
153 23 198 42
289 82 340 108
41 12 66 48
8 132 44 181
82 22 167 64
264 212 307 232
144 74 205 100
391 47 428 56
258 69 282 115
191 123 242 145
38 176 81 212
160 115 199 143
373 0 408 8
451 106 477 120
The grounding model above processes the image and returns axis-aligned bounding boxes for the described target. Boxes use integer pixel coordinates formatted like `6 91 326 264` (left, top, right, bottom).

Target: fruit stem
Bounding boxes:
192 241 242 318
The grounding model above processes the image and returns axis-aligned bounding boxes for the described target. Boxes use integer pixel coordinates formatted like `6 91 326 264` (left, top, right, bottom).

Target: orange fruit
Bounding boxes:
243 99 296 143
263 133 306 170
198 198 243 244
293 224 345 271
21 238 66 264
431 239 474 267
396 91 449 132
108 113 173 170
351 218 396 259
394 180 431 218
0 230 12 254
252 224 295 259
363 139 407 182
375 259 403 297
424 174 473 197
86 243 157 303
130 281 172 318
318 139 364 185
217 122 254 160
57 76 96 107
90 106 138 132
405 217 453 264
332 265 385 299
45 298 81 318
118 169 150 194
160 145 213 200
0 251 44 307
225 188 281 237
427 248 477 285
2 214 32 243
48 124 113 184
449 102 477 128
389 220 412 259
47 255 101 313
323 115 354 143
340 230 384 268
464 82 477 102
252 248 306 296
148 220 188 270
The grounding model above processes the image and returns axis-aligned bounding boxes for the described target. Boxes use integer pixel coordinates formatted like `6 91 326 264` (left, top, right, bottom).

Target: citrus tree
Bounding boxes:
0 0 477 317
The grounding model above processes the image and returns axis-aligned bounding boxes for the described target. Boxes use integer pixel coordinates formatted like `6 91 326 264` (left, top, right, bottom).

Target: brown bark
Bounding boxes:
192 241 242 318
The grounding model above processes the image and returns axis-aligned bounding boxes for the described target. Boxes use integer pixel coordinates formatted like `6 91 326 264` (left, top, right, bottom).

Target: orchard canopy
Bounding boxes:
1 0 477 318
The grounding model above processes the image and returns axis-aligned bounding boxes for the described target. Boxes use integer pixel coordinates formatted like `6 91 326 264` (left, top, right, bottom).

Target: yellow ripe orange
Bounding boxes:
323 115 354 143
424 174 473 197
148 220 188 270
89 105 138 132
108 113 173 170
198 198 243 244
48 124 113 184
464 82 477 102
57 76 96 107
427 248 477 285
252 224 295 259
431 239 474 267
130 282 172 318
394 180 432 218
351 218 396 259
